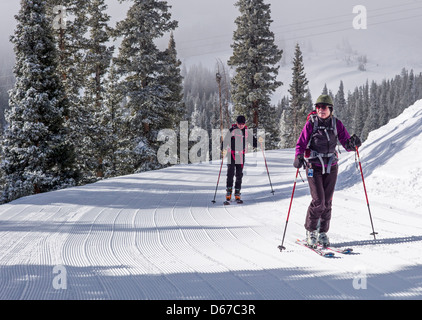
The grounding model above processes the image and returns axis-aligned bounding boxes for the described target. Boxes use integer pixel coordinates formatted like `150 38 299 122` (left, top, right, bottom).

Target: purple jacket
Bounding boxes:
295 117 352 165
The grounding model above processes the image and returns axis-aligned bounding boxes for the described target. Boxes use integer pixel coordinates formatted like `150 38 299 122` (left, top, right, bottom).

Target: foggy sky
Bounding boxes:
1 0 421 70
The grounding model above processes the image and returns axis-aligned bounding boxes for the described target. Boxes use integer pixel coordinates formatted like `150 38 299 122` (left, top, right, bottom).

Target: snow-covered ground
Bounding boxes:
1 100 422 300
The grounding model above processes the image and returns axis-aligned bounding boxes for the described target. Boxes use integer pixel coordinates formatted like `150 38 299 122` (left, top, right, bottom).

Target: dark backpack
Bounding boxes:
304 111 338 174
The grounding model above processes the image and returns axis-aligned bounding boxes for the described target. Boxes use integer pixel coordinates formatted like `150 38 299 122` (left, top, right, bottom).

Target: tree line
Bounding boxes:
335 68 422 141
278 44 422 148
1 0 421 203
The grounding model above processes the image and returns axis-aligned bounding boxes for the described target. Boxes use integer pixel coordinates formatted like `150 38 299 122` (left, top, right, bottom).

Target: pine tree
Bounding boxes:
279 108 294 149
160 31 185 130
361 81 380 140
78 0 114 181
47 0 89 184
322 83 328 95
408 69 417 105
286 43 310 147
1 0 76 203
0 65 14 131
228 0 283 148
47 0 87 79
378 79 390 127
362 80 370 124
416 72 422 100
114 0 178 172
334 80 346 120
47 0 88 117
104 63 135 176
351 87 365 136
390 75 402 118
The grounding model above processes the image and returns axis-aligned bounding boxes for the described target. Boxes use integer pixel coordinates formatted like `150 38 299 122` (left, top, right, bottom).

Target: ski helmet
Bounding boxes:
236 115 246 124
315 94 333 106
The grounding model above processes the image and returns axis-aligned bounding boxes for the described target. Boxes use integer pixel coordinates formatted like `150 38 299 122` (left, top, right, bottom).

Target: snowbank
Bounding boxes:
338 99 422 211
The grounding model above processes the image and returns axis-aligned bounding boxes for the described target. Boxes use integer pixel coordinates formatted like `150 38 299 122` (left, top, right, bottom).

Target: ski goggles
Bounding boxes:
316 104 330 110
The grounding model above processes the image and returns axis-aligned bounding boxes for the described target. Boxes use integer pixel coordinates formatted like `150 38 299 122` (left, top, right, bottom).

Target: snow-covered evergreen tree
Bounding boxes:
285 43 310 147
0 0 76 203
78 0 114 181
334 80 346 120
47 0 88 112
103 63 133 176
389 75 402 119
190 100 202 128
228 0 282 149
362 80 370 124
160 32 185 131
408 69 417 106
114 0 178 172
321 83 328 95
361 80 380 140
47 0 89 184
378 79 390 128
279 108 293 149
351 87 365 137
416 72 422 100
0 64 14 131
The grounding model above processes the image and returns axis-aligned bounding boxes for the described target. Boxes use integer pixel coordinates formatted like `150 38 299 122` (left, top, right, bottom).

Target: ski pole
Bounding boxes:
355 146 378 240
278 167 300 251
211 152 225 203
259 140 275 195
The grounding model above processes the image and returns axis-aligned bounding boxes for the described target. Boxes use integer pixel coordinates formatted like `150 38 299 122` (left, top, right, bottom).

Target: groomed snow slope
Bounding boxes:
1 100 422 300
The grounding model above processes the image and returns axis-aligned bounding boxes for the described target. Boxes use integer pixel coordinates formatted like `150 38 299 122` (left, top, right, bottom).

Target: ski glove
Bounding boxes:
293 154 305 169
345 134 362 150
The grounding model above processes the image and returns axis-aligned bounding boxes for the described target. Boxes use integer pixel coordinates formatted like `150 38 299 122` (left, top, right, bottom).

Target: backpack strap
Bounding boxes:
306 114 318 149
307 115 337 144
306 150 337 174
332 116 337 139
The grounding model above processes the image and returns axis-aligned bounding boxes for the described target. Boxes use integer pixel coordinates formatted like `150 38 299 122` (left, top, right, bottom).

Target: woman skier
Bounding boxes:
293 94 361 247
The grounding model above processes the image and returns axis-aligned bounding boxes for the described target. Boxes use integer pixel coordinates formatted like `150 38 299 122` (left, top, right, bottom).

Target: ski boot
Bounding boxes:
226 187 232 201
306 230 318 248
318 232 330 248
234 189 243 203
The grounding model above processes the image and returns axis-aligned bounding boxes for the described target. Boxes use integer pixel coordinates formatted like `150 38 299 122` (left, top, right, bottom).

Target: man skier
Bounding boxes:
293 94 362 247
221 115 260 203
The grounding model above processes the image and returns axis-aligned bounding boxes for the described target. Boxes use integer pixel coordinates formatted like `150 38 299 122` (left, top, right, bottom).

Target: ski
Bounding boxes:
224 199 243 205
316 243 353 254
296 239 335 257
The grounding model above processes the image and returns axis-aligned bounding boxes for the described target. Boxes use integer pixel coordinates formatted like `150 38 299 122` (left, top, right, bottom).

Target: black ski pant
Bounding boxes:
305 164 338 233
226 163 244 191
